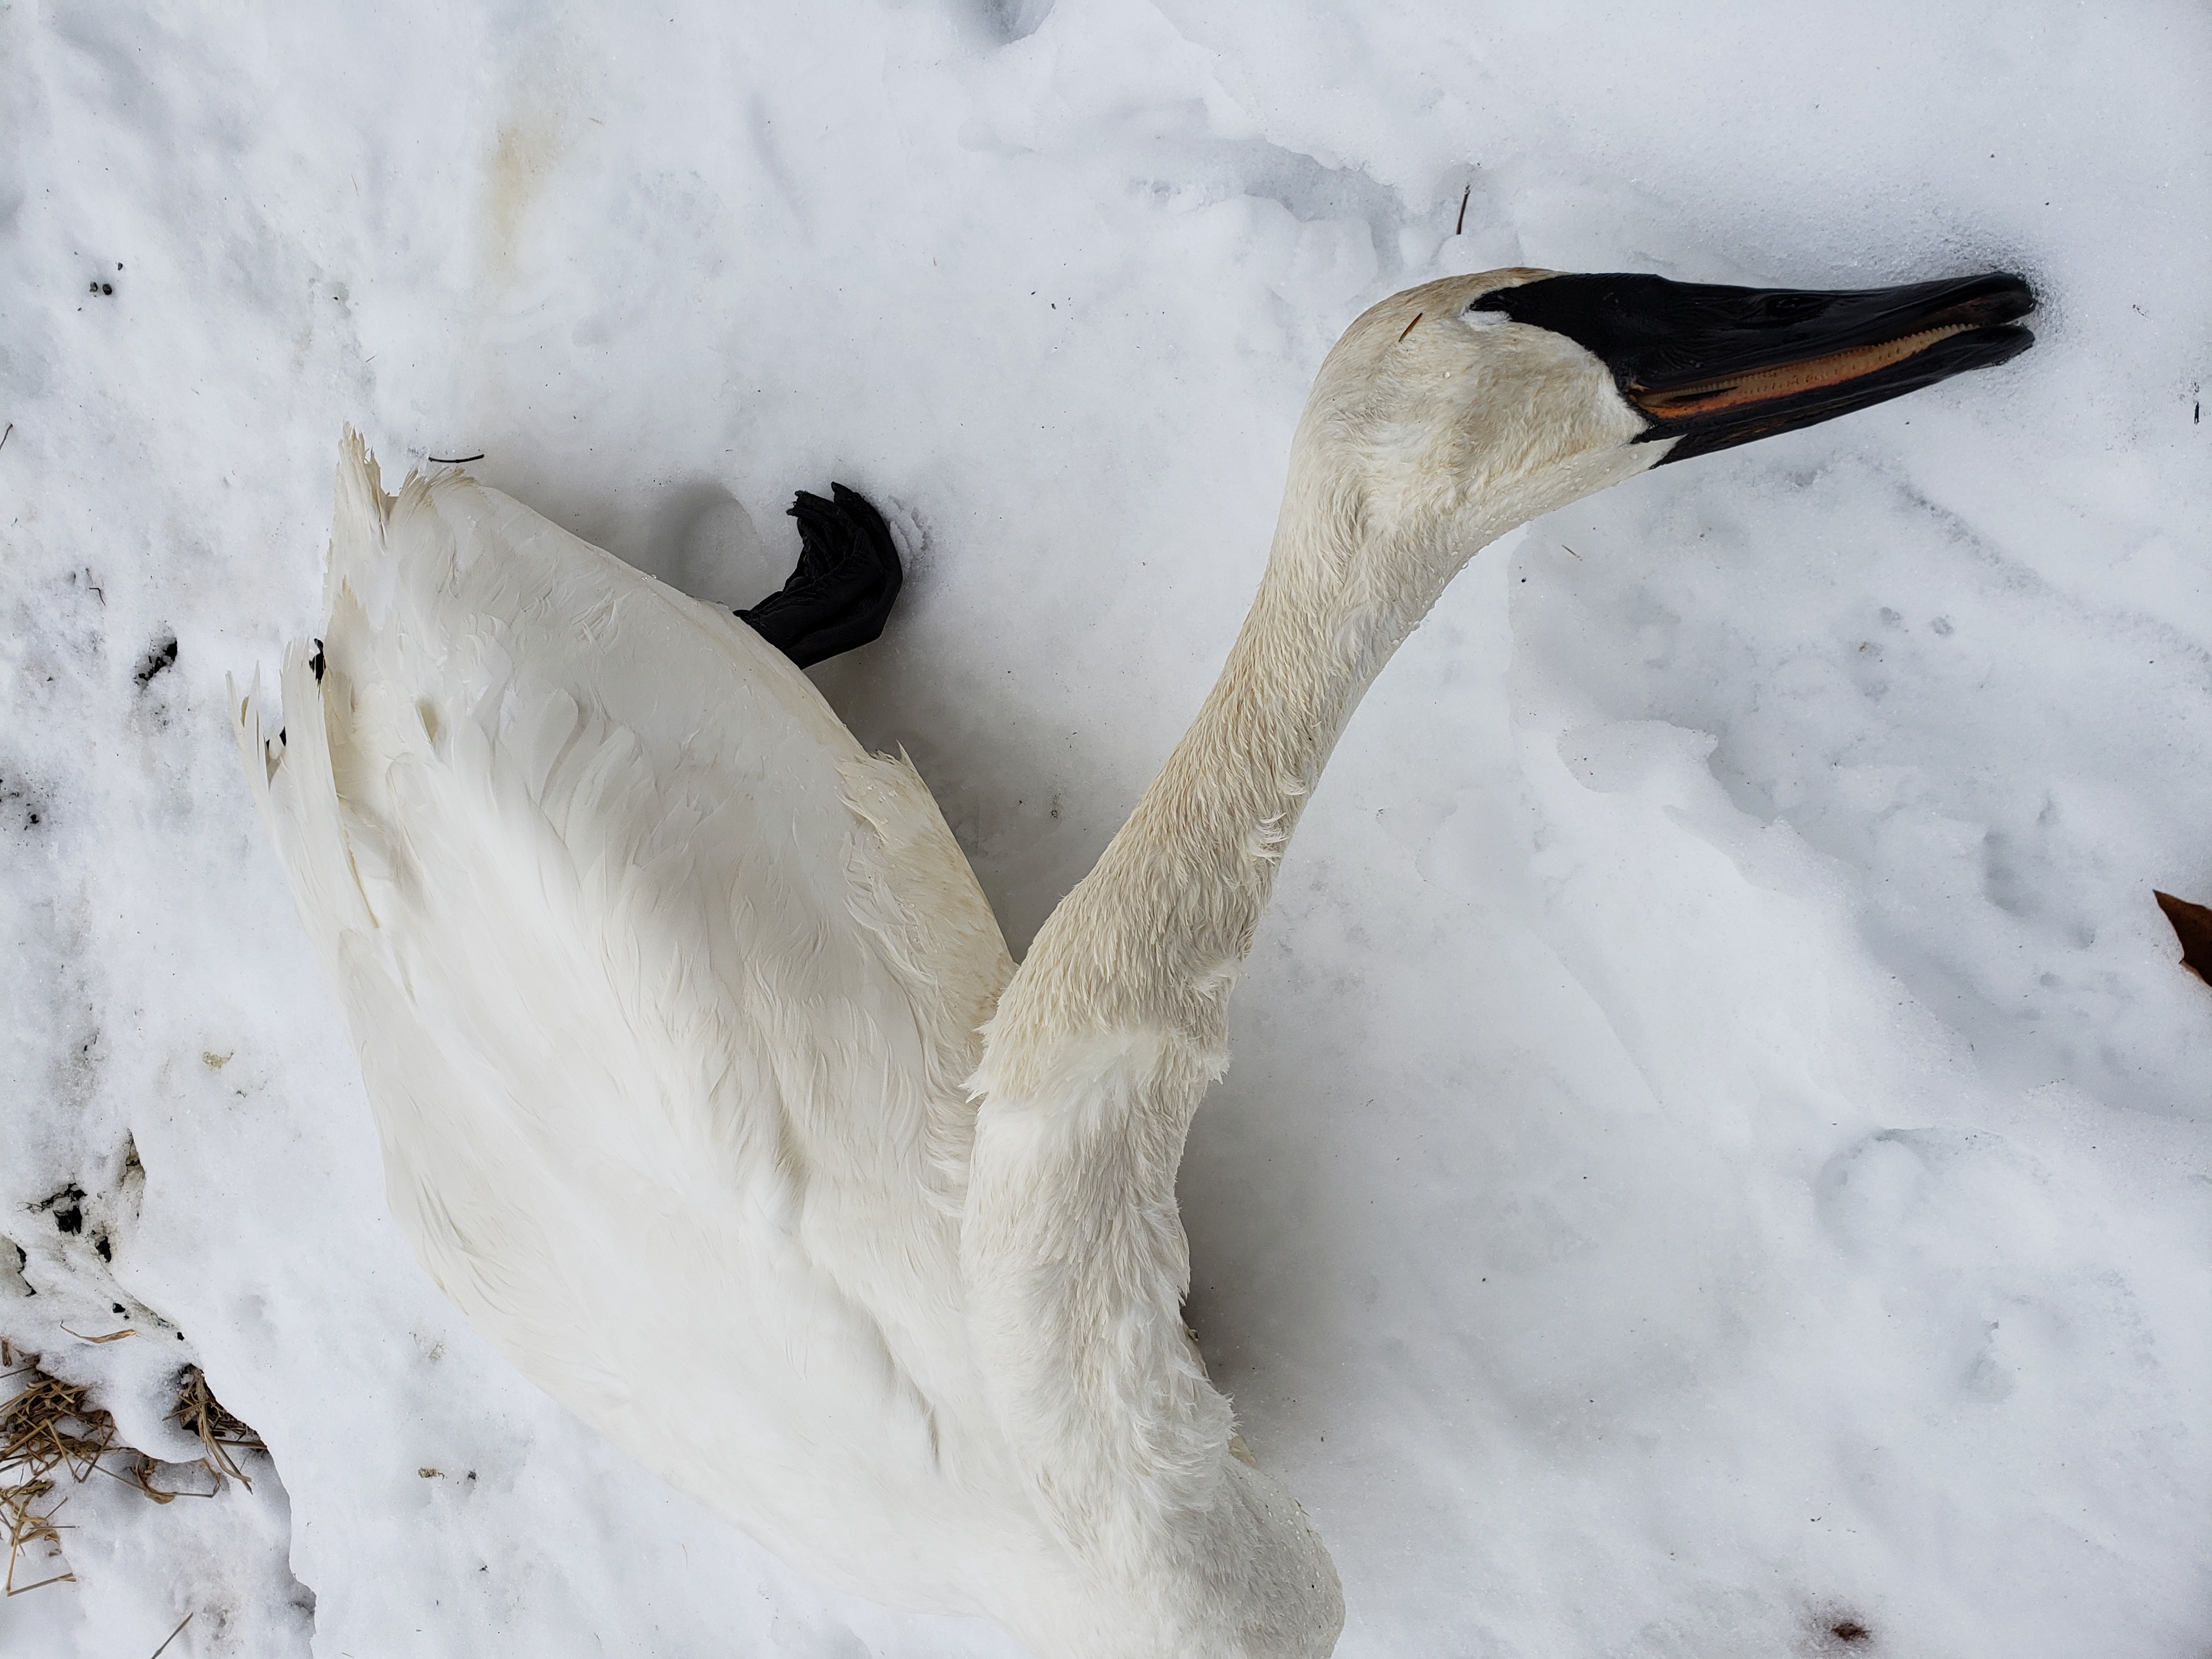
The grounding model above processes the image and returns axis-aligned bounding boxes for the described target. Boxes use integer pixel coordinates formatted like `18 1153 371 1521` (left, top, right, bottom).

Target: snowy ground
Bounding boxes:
3 2 2208 1655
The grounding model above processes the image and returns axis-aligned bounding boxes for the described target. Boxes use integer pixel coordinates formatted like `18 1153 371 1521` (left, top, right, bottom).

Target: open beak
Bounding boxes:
1474 270 2036 462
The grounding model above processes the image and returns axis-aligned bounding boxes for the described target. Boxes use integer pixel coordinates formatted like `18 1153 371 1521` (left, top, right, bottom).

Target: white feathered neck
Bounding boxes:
958 272 1657 1649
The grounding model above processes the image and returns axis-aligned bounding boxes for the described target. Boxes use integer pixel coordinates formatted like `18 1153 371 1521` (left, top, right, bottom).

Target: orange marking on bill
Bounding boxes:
1633 323 1976 419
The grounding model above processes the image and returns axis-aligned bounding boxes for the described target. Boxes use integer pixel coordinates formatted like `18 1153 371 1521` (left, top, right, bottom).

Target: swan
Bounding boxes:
233 266 2033 1657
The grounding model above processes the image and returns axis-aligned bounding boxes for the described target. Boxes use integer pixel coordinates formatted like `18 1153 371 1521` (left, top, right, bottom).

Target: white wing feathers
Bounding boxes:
234 436 1040 1610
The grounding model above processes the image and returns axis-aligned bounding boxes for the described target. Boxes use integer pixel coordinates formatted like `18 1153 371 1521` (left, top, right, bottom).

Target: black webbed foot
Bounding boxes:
736 484 904 668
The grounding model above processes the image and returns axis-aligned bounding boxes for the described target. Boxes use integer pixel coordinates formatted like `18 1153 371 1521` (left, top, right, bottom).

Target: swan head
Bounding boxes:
1285 265 2035 615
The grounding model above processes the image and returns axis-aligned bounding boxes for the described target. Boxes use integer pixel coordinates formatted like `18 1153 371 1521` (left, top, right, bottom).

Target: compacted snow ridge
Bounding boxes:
2 2 2207 1656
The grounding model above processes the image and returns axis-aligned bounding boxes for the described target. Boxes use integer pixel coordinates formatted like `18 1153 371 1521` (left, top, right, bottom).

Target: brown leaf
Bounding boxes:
2154 890 2212 984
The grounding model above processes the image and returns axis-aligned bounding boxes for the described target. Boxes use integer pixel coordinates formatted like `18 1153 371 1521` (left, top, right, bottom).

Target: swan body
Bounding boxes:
236 267 2032 1656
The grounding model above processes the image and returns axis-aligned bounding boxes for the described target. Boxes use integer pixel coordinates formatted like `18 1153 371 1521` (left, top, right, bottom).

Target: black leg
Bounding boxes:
736 484 904 668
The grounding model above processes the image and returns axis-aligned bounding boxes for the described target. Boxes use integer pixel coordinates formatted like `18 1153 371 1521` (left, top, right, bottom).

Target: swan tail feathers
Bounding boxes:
737 484 904 668
230 640 379 996
230 430 404 992
325 425 397 620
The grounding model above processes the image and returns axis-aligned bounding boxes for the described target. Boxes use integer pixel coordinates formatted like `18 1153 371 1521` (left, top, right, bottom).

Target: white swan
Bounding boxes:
234 266 2033 1657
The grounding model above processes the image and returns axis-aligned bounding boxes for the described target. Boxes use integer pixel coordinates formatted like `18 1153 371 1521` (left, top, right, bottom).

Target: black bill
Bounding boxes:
1474 270 2036 463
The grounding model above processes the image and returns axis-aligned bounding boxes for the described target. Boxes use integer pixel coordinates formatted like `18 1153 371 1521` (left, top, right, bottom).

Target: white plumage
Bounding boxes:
234 446 1072 1612
235 264 2025 1656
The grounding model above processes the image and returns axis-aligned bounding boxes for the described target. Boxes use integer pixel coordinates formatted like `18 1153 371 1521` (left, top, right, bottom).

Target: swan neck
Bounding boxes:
1025 486 1458 1043
956 490 1461 1652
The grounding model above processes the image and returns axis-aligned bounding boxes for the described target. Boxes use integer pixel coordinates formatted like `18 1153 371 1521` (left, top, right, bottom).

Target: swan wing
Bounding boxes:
233 436 1025 1607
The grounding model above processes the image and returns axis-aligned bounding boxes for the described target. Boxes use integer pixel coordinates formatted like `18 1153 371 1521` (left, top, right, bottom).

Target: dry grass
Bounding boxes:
1 1365 113 1594
170 1365 267 1492
0 1346 267 1596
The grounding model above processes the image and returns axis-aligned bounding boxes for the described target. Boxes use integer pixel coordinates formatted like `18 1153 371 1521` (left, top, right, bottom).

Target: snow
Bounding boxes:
2 0 2207 1654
